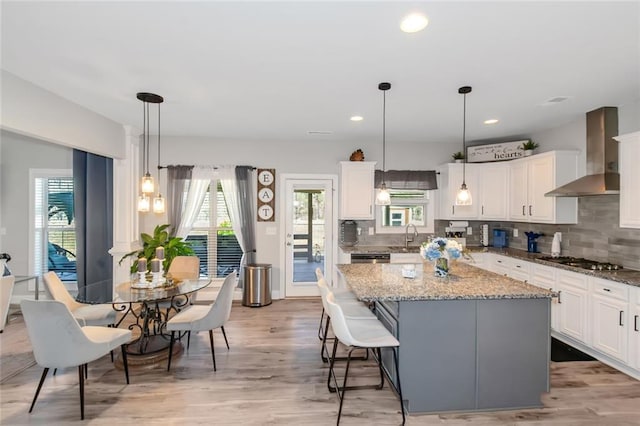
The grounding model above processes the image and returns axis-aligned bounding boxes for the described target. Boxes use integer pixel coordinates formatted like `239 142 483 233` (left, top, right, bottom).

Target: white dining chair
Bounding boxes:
0 275 15 333
166 271 236 371
42 271 116 327
325 292 405 425
20 299 132 420
156 256 201 322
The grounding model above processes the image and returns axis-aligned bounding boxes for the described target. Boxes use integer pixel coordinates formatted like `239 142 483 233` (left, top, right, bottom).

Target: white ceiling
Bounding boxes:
2 1 639 147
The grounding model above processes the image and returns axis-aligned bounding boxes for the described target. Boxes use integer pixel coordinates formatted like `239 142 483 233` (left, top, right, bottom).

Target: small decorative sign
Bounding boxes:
257 168 276 222
467 140 528 163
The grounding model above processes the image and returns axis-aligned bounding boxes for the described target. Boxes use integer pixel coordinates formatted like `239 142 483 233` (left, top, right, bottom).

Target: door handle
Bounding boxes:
557 290 561 304
452 205 455 215
635 315 639 332
619 310 624 326
522 205 525 216
529 205 532 216
482 205 484 215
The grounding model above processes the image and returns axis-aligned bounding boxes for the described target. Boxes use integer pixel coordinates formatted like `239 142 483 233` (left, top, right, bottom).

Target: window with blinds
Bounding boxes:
186 182 242 278
34 174 77 281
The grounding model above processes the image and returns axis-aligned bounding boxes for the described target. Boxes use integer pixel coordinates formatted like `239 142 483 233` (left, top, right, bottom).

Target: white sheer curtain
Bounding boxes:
219 165 246 260
175 166 218 239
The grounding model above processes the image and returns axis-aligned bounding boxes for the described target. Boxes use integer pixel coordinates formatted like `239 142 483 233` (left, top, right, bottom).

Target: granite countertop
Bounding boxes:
336 262 554 302
340 245 421 253
466 247 640 288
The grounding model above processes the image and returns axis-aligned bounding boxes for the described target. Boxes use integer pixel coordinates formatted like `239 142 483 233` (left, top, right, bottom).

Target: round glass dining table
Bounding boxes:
77 278 212 357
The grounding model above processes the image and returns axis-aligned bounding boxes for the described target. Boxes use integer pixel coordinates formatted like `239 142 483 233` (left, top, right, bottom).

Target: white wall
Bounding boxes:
0 70 127 159
0 130 72 280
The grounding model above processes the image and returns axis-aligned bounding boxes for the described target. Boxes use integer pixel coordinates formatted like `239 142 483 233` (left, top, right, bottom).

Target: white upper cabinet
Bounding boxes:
615 131 640 229
508 151 579 224
339 161 375 220
478 162 509 220
437 163 479 219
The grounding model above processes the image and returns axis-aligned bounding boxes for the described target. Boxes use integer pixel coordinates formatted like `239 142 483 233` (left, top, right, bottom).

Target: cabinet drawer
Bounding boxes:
530 264 556 288
557 270 588 289
590 277 630 302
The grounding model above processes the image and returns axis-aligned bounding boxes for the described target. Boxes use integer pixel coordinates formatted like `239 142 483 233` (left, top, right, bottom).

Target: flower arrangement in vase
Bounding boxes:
420 237 463 277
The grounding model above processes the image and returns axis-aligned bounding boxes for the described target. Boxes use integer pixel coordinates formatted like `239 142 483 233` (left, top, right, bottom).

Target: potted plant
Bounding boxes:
119 224 195 273
520 140 539 156
452 151 465 163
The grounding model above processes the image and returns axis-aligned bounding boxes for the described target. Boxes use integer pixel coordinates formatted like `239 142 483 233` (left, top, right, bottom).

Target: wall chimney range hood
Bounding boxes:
545 107 619 197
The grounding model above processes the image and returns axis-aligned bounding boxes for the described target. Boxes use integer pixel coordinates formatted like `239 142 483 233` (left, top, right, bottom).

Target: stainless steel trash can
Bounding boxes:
242 263 272 307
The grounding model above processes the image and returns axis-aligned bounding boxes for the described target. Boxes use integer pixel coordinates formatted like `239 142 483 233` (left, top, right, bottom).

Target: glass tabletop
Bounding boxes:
76 278 212 304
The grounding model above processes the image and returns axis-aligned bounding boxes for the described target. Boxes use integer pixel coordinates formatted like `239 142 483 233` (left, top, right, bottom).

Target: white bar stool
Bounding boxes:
325 292 405 425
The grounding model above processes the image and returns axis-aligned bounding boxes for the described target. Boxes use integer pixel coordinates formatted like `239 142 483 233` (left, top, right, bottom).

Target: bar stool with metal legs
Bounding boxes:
325 292 405 425
317 278 376 362
315 268 359 341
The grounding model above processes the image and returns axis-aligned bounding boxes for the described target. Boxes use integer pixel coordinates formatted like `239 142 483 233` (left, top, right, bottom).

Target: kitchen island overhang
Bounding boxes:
336 262 554 414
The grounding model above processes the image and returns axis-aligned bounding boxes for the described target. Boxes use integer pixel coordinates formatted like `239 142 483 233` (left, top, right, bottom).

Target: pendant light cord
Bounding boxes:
145 102 151 175
462 90 466 185
157 102 161 190
382 88 386 177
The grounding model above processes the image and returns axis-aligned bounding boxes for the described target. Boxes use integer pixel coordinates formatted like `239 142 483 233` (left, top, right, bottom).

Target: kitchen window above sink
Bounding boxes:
375 189 435 234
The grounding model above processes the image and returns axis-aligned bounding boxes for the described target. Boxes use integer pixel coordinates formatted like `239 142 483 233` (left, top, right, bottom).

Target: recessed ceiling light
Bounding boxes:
400 13 429 33
484 119 499 125
350 116 363 122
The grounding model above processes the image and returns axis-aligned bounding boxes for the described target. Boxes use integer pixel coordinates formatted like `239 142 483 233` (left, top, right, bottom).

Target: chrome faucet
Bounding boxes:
405 223 418 250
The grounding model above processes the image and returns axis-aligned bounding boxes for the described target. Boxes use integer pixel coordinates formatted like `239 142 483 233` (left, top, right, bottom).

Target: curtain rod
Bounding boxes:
158 165 256 170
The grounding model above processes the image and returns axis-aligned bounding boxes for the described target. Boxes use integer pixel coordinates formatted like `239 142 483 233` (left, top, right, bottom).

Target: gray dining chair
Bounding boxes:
166 271 236 371
21 299 132 420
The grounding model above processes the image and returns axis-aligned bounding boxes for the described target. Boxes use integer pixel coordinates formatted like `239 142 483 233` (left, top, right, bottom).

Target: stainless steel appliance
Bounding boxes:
350 253 390 264
546 107 619 196
538 256 623 271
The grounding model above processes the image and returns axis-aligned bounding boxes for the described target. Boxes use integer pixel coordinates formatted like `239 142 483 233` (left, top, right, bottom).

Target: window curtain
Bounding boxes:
375 170 438 190
73 150 113 303
166 165 193 236
220 165 256 288
175 166 217 239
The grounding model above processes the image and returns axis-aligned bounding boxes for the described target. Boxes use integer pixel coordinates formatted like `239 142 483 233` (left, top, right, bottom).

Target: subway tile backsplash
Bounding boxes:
352 195 640 270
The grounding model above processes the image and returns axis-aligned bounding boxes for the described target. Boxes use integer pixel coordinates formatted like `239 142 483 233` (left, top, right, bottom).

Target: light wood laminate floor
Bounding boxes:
1 299 639 425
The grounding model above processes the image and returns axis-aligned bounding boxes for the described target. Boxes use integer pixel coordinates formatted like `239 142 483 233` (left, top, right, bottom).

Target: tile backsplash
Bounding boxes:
349 195 640 270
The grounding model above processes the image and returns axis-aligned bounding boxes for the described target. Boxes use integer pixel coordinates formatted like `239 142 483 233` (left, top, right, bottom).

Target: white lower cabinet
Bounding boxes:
630 287 640 370
466 252 640 379
529 264 559 331
590 278 629 363
491 254 530 282
556 270 590 345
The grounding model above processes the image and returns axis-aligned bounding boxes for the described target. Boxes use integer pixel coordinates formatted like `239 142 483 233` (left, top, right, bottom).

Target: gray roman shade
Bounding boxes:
375 170 438 190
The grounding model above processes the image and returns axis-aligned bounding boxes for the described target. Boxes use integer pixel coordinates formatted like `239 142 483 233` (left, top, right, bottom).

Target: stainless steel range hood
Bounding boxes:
545 107 619 197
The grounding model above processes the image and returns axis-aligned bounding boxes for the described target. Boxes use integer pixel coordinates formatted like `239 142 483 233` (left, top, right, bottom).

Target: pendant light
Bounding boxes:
455 86 473 206
375 82 391 206
136 92 164 213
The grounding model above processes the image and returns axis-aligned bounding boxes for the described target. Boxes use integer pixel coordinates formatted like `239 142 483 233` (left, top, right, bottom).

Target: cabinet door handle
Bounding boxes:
603 288 611 292
529 205 532 216
452 205 455 215
557 290 561 304
522 205 526 216
516 265 521 268
482 205 484 215
619 310 624 326
635 315 639 332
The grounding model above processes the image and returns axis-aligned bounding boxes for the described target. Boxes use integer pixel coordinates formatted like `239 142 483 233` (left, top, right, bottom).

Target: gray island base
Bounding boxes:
336 262 553 414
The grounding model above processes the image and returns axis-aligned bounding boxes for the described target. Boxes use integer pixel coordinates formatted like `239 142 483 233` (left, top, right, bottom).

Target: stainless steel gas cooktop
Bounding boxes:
538 256 623 271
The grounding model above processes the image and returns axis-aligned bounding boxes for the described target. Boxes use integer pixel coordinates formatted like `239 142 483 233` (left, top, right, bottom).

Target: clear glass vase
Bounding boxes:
434 253 449 277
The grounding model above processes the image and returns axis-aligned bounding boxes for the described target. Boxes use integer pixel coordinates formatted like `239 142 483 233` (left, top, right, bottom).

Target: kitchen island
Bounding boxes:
336 262 554 414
